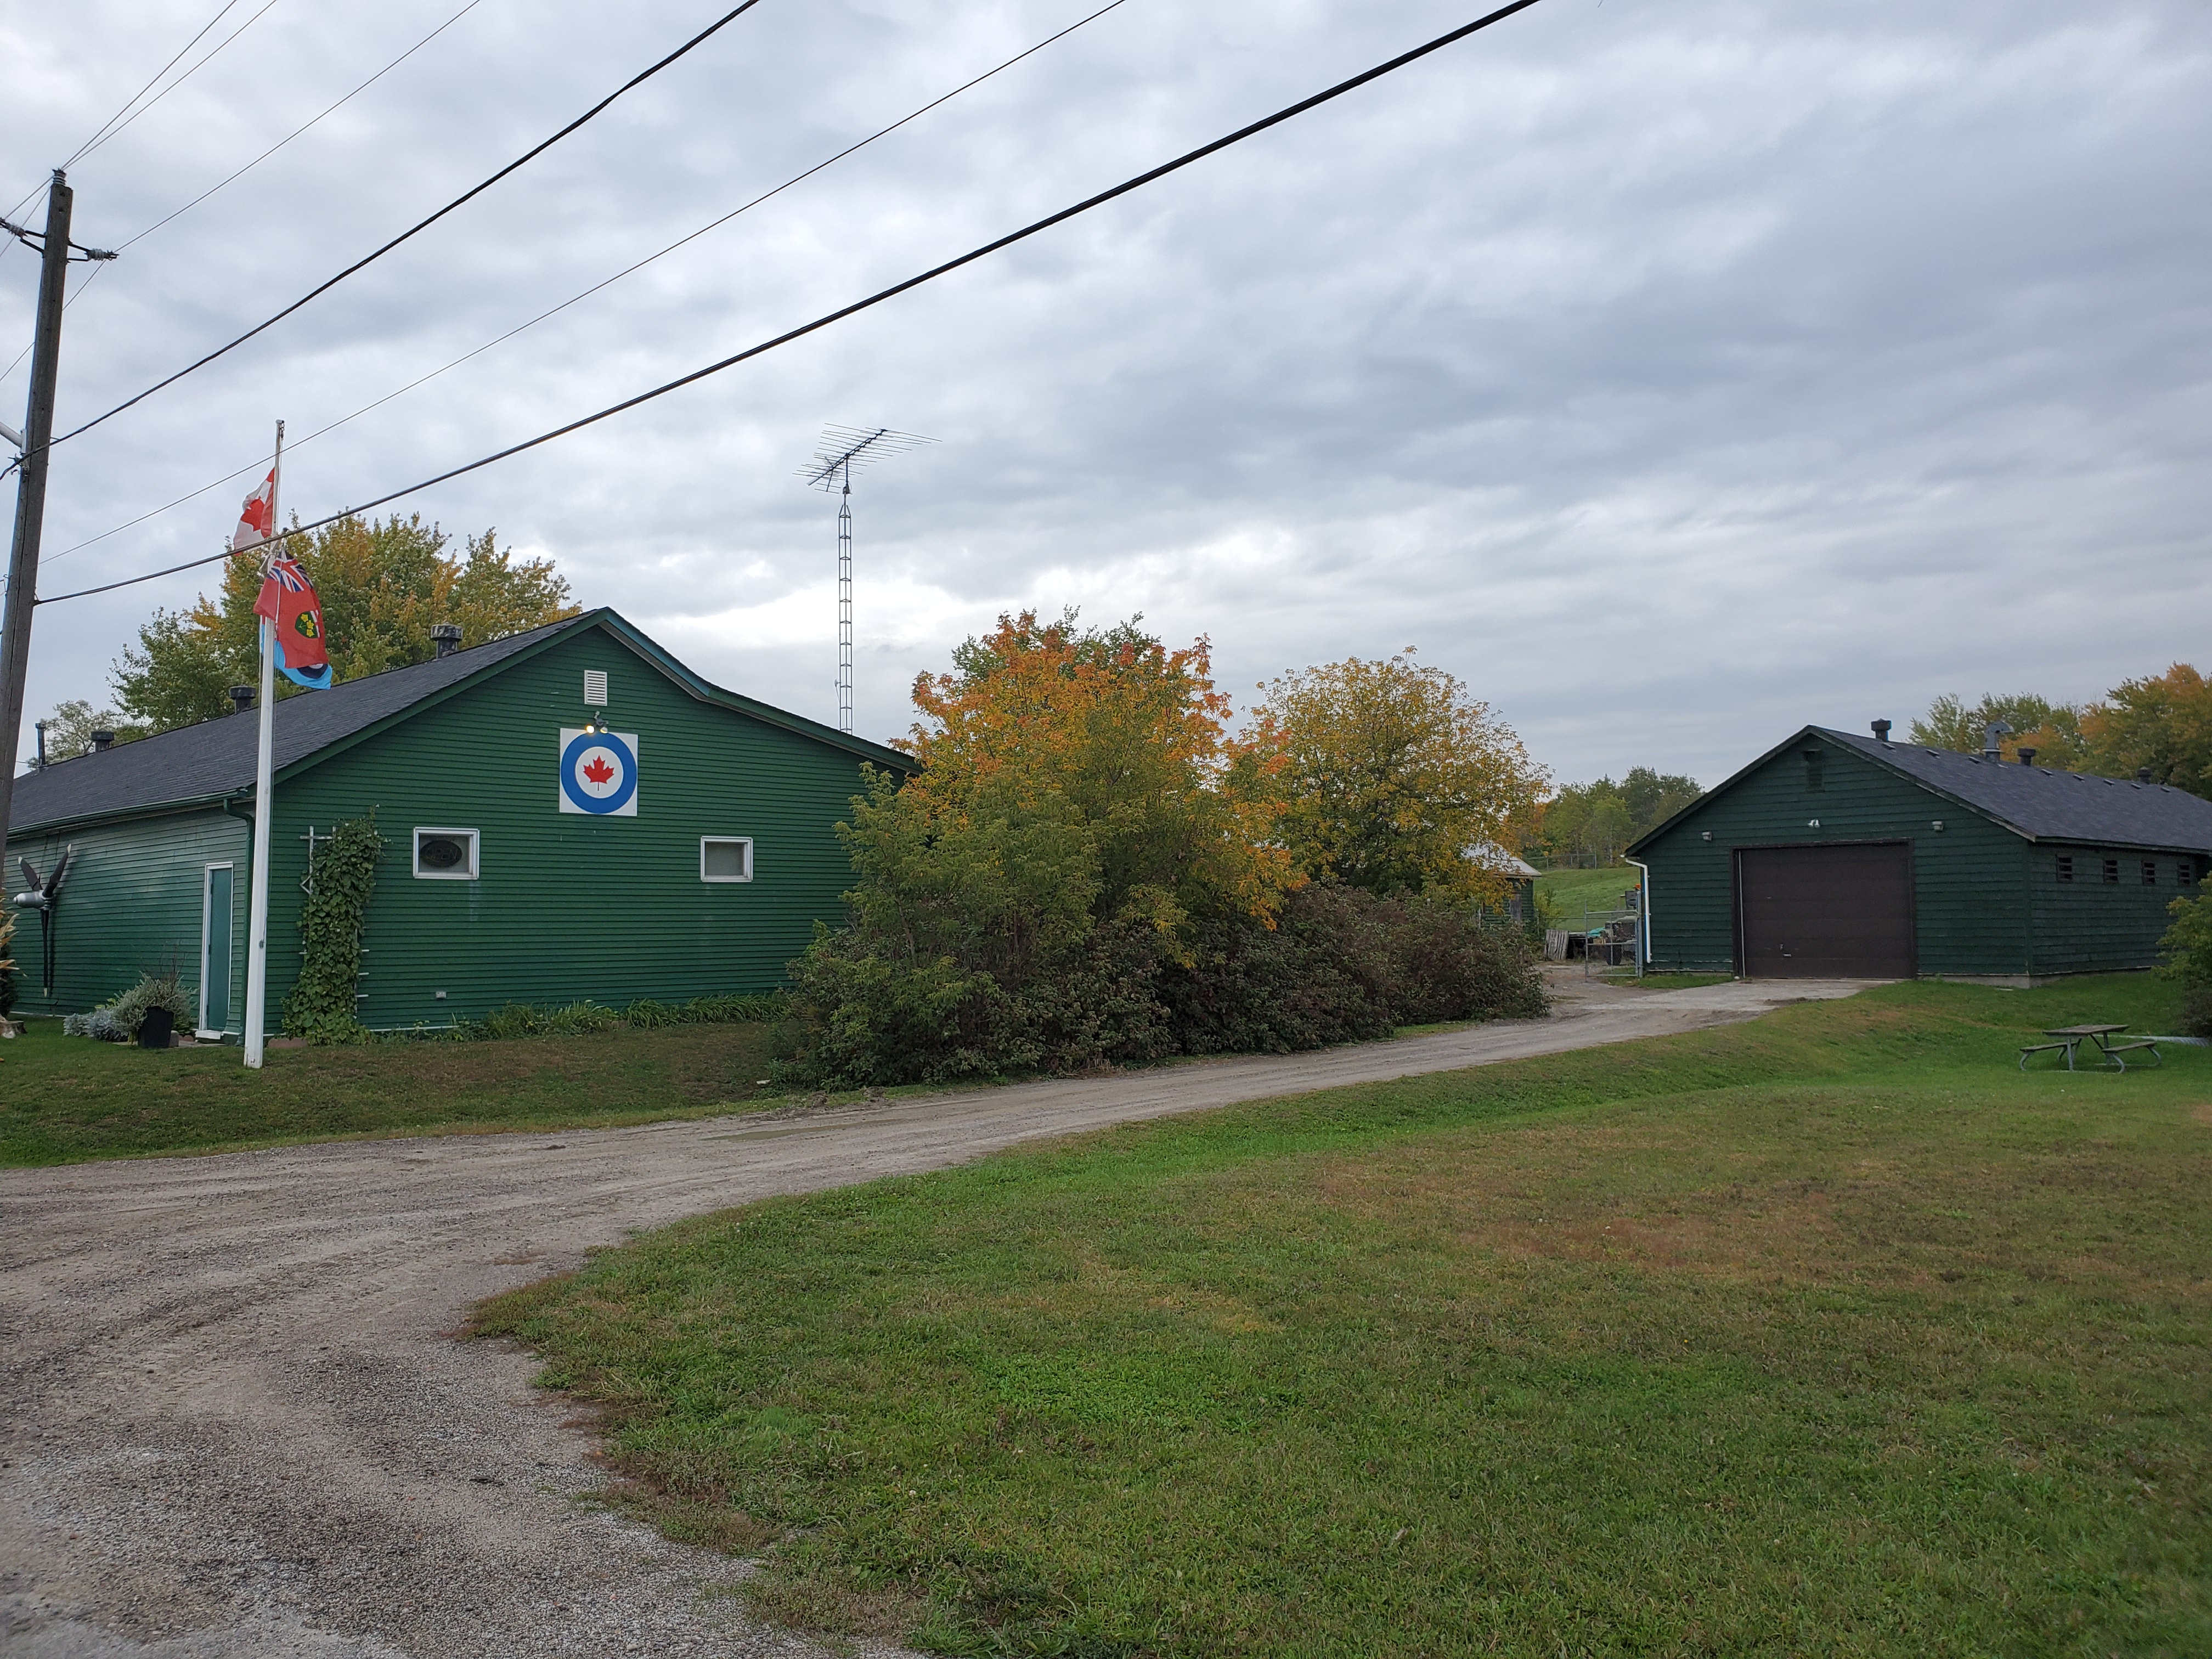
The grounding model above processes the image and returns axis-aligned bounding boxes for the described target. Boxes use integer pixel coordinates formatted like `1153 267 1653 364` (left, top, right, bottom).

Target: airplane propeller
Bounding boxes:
12 847 75 993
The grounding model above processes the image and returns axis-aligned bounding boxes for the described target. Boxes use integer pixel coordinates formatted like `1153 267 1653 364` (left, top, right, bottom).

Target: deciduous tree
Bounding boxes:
111 515 577 733
1245 651 1543 902
2079 665 2211 795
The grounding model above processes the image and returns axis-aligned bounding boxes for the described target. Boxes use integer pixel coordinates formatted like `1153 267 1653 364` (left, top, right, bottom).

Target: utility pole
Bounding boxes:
0 171 104 847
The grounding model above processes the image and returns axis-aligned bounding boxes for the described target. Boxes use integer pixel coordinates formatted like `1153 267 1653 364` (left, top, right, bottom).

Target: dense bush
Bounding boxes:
2159 893 2212 1037
779 886 1546 1087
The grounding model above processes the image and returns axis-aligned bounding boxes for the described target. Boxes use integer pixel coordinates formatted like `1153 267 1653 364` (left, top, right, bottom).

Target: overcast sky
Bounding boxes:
3 0 2206 787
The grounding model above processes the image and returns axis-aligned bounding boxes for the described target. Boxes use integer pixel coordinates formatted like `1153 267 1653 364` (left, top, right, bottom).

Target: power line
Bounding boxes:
114 0 492 255
38 0 1547 608
59 0 247 170
37 0 1130 567
43 0 770 454
2 0 488 399
71 0 286 168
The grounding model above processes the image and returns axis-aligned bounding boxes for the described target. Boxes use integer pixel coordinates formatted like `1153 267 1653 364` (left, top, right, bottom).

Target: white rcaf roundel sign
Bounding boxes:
558 727 639 815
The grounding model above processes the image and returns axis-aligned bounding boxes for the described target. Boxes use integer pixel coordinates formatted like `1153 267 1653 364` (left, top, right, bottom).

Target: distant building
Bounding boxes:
4 610 913 1035
1469 841 1541 926
1627 724 2211 982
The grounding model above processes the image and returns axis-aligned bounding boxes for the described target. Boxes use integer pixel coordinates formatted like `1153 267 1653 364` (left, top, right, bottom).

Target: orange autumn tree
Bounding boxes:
781 612 1296 1085
900 611 1294 935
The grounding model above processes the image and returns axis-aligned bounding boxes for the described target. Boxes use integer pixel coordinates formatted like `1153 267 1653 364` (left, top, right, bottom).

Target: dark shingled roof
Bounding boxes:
9 620 570 833
1820 727 2212 852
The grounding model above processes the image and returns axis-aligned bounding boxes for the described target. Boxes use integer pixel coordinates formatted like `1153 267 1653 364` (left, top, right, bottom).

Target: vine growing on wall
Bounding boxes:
284 810 383 1043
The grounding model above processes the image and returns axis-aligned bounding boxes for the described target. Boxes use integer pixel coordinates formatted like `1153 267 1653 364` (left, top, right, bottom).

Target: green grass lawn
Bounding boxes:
1533 864 1641 926
479 974 2212 1657
0 1016 780 1165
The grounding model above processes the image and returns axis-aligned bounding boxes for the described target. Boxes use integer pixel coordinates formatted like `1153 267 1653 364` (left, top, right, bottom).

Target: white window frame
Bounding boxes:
413 827 480 880
699 836 754 883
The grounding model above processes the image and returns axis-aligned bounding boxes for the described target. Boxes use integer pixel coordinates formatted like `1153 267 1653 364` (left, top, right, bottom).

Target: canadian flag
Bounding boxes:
231 468 276 551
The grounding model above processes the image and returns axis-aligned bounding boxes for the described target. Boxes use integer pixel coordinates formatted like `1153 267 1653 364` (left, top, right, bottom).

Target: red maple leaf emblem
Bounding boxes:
582 754 616 785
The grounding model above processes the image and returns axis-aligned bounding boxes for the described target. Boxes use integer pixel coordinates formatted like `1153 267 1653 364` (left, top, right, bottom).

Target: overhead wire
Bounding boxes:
59 0 247 171
1 0 490 397
39 0 1547 607
43 0 771 454
114 0 492 255
70 0 287 168
38 0 1132 568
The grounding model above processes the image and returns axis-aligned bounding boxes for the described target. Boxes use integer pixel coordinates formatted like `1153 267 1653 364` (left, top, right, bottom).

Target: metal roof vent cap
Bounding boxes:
1981 719 2012 759
431 623 462 658
2017 747 2037 766
1871 718 1892 743
90 730 114 753
228 684 256 714
2138 766 2153 784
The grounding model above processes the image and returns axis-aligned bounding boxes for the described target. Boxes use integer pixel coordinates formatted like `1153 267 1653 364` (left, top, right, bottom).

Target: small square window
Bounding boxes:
2142 861 2157 885
2102 858 2119 884
414 827 479 879
2055 856 2073 883
701 837 753 882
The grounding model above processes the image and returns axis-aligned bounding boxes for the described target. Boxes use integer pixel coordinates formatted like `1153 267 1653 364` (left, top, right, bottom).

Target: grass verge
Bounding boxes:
0 1016 780 1166
477 974 2211 1657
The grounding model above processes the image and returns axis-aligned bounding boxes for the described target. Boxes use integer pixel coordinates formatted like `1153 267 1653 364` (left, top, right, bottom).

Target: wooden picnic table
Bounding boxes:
2019 1024 2163 1072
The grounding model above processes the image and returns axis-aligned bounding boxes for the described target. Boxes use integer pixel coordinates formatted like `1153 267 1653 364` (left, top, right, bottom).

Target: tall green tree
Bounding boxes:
1538 769 1699 867
1909 692 2086 766
111 515 577 733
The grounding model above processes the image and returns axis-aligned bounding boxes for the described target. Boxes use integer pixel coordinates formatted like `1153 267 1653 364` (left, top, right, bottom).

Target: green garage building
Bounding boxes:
1628 724 2212 981
4 609 912 1035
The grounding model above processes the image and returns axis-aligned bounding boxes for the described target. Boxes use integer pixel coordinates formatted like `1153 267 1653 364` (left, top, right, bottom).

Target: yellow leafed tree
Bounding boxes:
1245 650 1545 904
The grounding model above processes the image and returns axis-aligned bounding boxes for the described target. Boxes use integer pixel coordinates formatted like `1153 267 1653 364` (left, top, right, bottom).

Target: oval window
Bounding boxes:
418 836 466 871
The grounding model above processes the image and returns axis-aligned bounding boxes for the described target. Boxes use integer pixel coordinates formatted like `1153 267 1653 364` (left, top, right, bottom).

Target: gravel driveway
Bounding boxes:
1 974 1867 1657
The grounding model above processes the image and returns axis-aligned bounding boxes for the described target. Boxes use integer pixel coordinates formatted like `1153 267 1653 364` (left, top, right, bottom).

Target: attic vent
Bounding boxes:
583 670 608 707
1802 748 1824 792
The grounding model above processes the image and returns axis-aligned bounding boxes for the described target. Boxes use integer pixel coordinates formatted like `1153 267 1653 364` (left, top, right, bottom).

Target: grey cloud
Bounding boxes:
2 0 2205 783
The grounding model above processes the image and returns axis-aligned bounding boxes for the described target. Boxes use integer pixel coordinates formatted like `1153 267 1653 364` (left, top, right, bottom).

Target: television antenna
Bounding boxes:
798 424 935 732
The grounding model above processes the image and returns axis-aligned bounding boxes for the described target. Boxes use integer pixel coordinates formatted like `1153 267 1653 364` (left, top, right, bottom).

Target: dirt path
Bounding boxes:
1 975 1867 1657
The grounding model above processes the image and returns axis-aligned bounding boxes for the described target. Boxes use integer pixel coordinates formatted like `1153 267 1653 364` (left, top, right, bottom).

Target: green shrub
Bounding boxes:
623 997 680 1028
62 972 195 1042
2159 892 2212 1037
284 812 383 1045
778 888 1547 1087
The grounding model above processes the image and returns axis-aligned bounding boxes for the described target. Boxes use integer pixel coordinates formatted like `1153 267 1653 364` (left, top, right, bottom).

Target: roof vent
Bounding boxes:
90 730 114 753
431 622 463 658
2138 766 2152 784
228 684 256 715
1981 719 2011 760
2017 747 2036 766
1871 718 1892 743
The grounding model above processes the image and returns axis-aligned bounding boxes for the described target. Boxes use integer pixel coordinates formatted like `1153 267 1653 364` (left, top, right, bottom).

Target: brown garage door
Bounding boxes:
1736 843 1915 978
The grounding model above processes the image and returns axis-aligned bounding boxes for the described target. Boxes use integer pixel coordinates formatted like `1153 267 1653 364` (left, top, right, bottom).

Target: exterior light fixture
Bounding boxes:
1931 820 1944 832
1808 818 1821 829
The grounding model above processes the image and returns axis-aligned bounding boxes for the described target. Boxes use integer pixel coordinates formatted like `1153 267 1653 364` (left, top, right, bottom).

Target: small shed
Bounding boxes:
1468 841 1541 926
1627 723 2212 982
4 610 915 1035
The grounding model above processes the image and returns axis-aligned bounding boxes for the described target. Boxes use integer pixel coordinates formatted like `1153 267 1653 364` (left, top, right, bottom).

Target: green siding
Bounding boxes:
1638 739 2030 977
263 628 876 1030
5 807 249 1026
2027 846 2203 975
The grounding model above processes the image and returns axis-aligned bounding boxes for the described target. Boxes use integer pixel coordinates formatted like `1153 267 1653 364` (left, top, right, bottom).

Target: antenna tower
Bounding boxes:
798 424 934 732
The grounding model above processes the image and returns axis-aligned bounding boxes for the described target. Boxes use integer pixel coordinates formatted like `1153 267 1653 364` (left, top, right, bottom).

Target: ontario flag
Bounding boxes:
253 555 332 690
232 469 275 551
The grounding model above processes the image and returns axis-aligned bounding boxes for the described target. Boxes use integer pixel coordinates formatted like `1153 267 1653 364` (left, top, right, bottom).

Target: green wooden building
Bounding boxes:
1627 723 2212 981
4 610 913 1036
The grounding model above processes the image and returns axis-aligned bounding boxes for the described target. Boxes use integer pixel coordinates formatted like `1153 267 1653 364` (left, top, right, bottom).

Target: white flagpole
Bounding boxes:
242 420 283 1069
